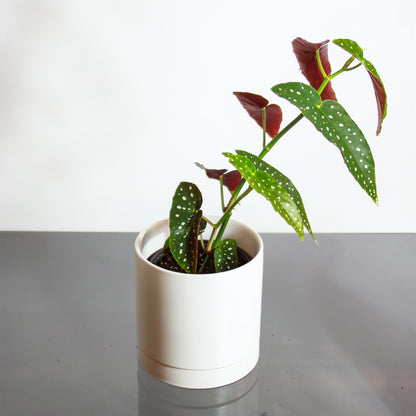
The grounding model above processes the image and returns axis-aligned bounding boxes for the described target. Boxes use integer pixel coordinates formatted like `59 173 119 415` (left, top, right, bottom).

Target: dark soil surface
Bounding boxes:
147 241 252 274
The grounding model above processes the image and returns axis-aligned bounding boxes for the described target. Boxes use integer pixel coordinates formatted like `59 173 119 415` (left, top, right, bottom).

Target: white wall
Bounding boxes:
0 0 415 233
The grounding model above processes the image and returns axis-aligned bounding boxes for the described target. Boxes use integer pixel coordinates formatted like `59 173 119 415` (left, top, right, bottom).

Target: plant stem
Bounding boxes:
259 113 304 158
198 250 211 273
220 187 253 222
316 47 328 78
201 215 217 228
205 225 218 253
209 187 252 249
220 175 226 212
262 107 266 148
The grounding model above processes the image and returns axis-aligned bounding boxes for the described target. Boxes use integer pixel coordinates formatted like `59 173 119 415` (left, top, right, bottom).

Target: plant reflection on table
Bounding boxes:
137 364 259 415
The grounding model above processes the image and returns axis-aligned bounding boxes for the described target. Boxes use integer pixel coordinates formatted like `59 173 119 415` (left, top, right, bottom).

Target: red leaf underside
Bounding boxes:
223 170 242 192
234 92 282 137
265 104 282 137
292 37 337 101
368 72 387 135
202 167 241 193
205 168 227 180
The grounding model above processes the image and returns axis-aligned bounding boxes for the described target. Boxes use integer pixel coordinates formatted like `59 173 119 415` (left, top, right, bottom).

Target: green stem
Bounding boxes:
198 250 211 273
211 213 231 251
205 225 218 253
210 187 252 250
343 62 362 72
201 215 216 228
317 52 361 93
199 234 206 252
316 47 328 79
220 175 226 212
262 107 266 148
221 187 252 222
259 113 304 159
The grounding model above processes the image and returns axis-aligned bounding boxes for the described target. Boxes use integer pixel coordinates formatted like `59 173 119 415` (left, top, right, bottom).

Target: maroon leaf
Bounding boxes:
205 168 227 180
195 163 241 193
292 37 337 101
233 92 283 137
369 71 387 135
222 170 242 193
264 104 283 138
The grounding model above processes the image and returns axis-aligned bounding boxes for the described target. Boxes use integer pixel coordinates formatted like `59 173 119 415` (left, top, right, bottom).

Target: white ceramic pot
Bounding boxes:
134 217 263 389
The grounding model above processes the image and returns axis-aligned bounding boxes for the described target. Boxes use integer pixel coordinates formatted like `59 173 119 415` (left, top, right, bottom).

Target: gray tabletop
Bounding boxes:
0 232 415 415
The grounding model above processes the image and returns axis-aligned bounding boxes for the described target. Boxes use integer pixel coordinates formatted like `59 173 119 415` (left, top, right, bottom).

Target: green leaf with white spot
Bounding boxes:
236 150 315 241
169 182 203 273
224 152 304 240
271 82 377 203
333 38 387 135
333 38 364 60
214 238 238 272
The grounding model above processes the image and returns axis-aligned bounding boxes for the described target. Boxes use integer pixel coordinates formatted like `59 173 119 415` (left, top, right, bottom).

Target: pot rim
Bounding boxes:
135 217 263 279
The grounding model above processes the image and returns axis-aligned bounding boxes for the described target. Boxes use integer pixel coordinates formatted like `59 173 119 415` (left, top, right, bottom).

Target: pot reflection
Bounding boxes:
137 363 259 416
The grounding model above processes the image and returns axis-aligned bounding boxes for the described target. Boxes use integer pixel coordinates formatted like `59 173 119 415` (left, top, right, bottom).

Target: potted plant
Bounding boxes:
134 37 387 389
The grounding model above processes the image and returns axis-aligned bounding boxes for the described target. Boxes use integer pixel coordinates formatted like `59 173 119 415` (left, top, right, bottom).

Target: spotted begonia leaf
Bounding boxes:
292 38 337 102
223 152 304 240
233 92 283 138
169 182 203 273
236 150 315 241
196 162 242 193
214 238 238 272
272 82 377 203
333 38 387 135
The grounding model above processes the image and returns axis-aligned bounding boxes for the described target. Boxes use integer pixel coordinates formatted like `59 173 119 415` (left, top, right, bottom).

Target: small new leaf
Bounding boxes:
214 238 238 272
333 38 387 135
169 182 203 273
272 82 377 203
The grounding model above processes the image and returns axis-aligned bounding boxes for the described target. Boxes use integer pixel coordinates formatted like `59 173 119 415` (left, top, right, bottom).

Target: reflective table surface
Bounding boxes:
1 232 415 415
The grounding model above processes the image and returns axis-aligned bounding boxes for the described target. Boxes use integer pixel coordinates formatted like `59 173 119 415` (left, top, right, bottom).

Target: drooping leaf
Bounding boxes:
195 163 242 193
235 150 315 241
233 92 283 137
214 238 238 272
272 82 377 203
292 37 337 101
333 38 387 135
169 182 203 273
223 152 304 240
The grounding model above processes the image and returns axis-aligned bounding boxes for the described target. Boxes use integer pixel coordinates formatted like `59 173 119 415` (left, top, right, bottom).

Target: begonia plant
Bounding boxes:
160 37 387 274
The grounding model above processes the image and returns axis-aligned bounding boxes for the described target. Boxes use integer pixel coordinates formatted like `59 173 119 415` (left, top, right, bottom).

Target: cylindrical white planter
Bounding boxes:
134 218 263 389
